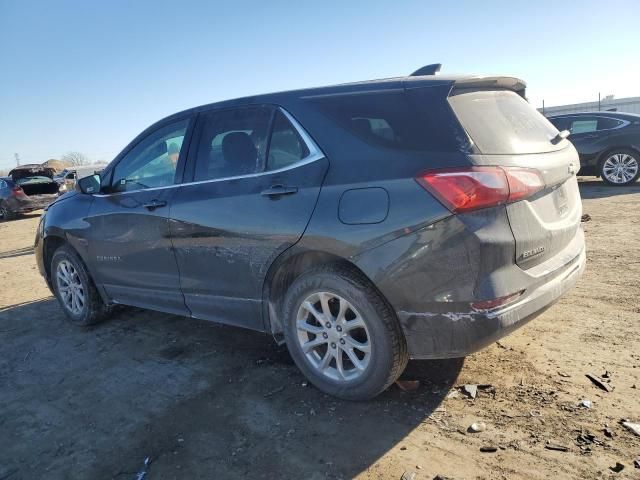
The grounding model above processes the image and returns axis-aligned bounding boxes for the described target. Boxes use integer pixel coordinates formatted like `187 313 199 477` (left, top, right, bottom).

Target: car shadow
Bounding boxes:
0 298 463 479
0 246 34 259
0 212 42 223
578 177 640 199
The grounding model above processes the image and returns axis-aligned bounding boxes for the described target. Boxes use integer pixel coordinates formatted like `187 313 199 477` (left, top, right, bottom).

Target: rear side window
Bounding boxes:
597 117 624 130
266 111 310 170
309 89 465 153
449 90 560 154
193 106 272 181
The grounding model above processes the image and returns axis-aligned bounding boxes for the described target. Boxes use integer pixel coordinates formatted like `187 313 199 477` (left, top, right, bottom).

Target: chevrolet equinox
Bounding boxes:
35 68 586 400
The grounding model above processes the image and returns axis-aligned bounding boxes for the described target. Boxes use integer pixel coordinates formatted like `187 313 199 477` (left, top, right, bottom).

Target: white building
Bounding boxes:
540 96 640 116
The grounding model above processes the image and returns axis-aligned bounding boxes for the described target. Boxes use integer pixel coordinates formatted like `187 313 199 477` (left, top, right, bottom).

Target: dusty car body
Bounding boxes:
35 69 586 399
0 165 59 220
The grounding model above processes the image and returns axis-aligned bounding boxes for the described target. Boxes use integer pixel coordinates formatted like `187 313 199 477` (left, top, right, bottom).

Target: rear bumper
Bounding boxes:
400 245 585 359
25 194 58 211
6 194 57 214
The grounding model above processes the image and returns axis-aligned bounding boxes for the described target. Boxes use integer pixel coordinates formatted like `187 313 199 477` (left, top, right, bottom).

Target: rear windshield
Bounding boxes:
309 88 468 153
16 176 54 185
448 90 561 154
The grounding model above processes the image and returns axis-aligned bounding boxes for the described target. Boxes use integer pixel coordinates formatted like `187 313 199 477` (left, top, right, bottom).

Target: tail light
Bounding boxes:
416 166 544 213
12 186 27 197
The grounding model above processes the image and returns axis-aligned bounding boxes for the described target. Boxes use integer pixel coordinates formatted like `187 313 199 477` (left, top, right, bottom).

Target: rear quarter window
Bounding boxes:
597 117 624 130
449 90 561 154
308 88 468 153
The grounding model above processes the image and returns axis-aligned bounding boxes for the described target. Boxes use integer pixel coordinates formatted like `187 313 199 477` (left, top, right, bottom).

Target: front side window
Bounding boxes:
111 119 189 192
193 107 272 181
266 111 310 170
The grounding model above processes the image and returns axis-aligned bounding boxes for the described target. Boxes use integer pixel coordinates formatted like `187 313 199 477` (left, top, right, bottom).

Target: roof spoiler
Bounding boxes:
452 76 527 99
410 63 442 76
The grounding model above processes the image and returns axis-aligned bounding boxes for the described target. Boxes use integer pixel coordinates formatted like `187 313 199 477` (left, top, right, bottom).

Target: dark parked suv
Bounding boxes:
548 112 640 185
35 71 586 399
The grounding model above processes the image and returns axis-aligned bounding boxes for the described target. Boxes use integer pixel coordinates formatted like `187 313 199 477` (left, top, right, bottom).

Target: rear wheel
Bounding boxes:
51 245 112 326
599 149 640 186
0 202 16 221
283 264 408 400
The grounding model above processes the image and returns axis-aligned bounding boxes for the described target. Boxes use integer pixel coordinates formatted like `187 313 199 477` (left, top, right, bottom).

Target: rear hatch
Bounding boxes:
448 87 582 269
9 165 60 196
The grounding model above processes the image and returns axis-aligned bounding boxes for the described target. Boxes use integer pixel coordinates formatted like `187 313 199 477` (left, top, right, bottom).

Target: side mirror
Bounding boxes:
76 174 101 194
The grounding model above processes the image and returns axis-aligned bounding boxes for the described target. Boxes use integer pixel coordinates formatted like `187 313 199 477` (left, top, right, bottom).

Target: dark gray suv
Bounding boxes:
35 71 586 400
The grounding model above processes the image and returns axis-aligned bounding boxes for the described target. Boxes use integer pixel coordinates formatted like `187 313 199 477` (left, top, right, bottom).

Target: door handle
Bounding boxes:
142 199 167 210
261 185 298 197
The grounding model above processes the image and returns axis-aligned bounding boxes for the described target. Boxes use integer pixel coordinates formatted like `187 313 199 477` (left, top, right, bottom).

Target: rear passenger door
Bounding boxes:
170 106 328 330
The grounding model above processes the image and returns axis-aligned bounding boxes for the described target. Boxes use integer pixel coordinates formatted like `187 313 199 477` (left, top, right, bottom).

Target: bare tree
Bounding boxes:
61 151 90 166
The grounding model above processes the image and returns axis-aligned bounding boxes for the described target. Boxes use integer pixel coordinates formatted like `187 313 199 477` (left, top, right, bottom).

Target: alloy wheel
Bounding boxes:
602 153 639 184
296 291 371 382
56 260 85 315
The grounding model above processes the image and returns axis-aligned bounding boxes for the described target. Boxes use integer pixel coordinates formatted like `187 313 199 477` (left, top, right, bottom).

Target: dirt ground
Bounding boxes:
0 178 639 480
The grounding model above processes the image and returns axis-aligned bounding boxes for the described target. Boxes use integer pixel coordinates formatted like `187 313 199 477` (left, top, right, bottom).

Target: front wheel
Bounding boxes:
51 245 112 326
283 264 408 400
600 149 640 186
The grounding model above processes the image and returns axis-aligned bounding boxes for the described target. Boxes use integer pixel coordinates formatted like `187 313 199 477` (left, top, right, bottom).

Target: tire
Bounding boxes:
283 264 408 400
0 202 16 221
599 149 640 186
51 245 112 326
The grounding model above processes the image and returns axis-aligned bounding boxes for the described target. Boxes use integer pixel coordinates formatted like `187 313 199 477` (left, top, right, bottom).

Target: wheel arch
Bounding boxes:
43 234 67 283
43 234 110 304
262 249 382 342
0 199 16 219
596 145 640 169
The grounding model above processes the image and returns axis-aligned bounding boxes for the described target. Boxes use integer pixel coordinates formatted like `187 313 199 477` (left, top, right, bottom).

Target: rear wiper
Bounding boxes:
551 130 570 145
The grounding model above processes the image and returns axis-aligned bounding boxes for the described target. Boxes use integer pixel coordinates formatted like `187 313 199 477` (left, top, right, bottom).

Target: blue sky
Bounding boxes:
1 0 639 169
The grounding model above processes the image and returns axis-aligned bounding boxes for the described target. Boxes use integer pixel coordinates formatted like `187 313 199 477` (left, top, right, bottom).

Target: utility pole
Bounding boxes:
598 92 601 112
14 153 20 166
542 99 545 116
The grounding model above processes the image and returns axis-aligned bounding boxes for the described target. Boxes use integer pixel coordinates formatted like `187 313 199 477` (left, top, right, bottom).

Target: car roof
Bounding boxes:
163 74 527 122
104 71 527 173
548 111 640 121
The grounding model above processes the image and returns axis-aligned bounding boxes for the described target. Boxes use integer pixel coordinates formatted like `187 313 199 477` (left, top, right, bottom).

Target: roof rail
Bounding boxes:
410 63 442 76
